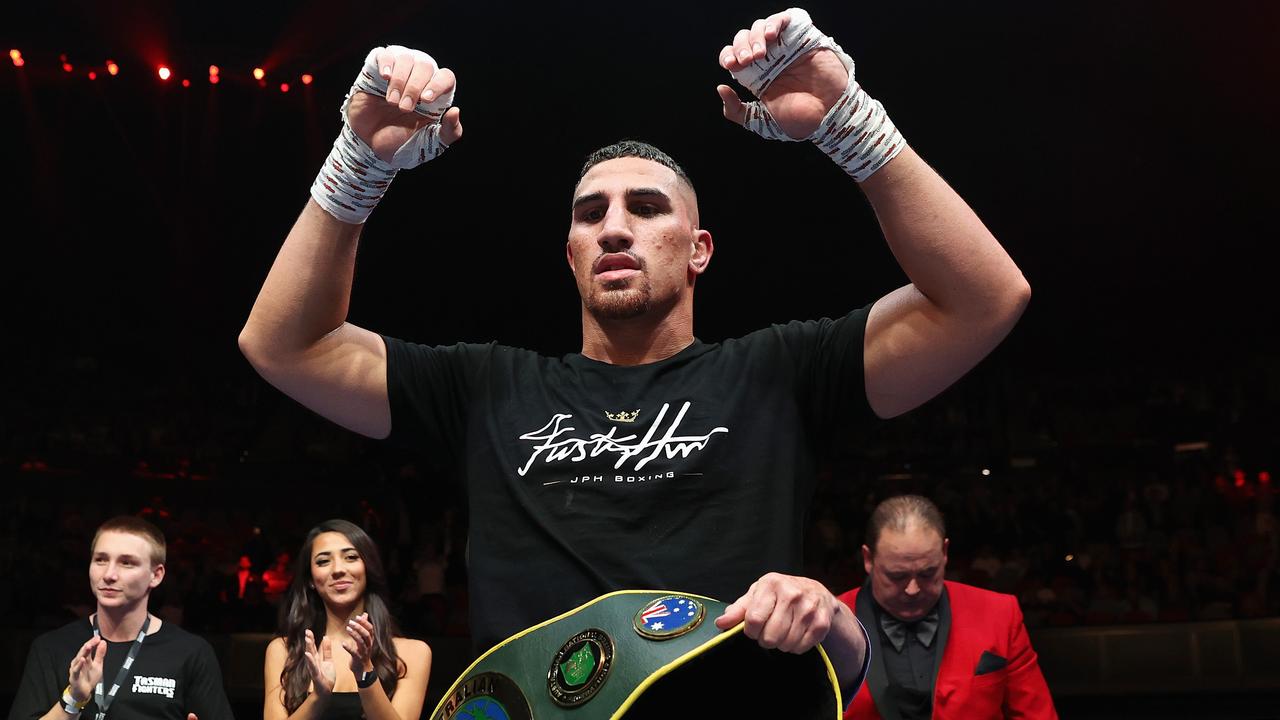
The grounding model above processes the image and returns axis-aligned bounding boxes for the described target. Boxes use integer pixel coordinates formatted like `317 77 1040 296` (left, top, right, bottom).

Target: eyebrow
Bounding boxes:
887 566 937 575
94 552 143 562
313 547 357 559
571 187 671 212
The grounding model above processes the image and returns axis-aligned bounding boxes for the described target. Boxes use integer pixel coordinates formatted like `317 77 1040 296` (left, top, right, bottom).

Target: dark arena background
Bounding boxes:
3 1 1278 718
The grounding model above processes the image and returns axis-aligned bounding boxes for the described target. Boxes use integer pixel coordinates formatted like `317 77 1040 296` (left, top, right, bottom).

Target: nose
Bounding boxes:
905 578 920 596
596 203 634 253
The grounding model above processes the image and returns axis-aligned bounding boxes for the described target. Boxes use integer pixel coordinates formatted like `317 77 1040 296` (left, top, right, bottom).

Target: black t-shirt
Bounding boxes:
384 307 873 653
8 618 234 720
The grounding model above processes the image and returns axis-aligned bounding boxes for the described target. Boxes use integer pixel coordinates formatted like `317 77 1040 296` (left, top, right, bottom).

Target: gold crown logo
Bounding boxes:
605 409 640 423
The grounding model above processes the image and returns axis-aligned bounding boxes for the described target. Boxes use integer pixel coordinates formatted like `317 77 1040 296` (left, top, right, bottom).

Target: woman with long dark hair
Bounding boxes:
264 519 430 720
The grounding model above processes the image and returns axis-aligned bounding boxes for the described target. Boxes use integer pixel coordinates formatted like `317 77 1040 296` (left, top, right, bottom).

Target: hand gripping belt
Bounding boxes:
429 590 842 720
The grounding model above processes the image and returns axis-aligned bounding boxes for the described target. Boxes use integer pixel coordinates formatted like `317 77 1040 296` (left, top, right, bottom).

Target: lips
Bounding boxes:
594 253 641 275
331 581 353 591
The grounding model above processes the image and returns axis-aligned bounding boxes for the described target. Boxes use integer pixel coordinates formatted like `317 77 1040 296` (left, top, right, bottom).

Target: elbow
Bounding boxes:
985 272 1031 337
1011 273 1032 318
238 323 271 374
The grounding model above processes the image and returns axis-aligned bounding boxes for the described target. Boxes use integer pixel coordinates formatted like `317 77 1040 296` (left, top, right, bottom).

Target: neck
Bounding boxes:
324 599 367 637
94 604 151 642
579 302 695 365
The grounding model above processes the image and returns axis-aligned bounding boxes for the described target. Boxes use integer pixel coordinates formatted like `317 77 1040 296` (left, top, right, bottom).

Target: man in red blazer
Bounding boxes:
837 495 1057 720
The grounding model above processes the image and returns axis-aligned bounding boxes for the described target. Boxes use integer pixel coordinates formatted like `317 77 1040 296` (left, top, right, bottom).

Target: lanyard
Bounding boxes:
90 614 150 720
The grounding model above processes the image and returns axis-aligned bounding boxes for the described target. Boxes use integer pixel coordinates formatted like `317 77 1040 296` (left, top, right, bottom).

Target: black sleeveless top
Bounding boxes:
319 692 365 719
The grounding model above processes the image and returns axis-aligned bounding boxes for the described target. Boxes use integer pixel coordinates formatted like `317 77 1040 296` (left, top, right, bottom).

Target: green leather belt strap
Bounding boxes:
430 589 842 720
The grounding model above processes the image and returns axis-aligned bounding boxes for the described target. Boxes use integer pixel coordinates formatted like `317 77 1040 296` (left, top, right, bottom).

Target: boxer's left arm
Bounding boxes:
714 572 869 695
718 9 1031 420
855 148 1030 420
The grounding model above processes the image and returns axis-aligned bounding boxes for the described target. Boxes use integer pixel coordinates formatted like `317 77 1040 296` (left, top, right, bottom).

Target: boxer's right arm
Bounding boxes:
238 49 462 440
239 201 392 438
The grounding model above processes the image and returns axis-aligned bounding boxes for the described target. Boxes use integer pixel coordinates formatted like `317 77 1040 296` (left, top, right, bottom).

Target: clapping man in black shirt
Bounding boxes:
9 516 233 720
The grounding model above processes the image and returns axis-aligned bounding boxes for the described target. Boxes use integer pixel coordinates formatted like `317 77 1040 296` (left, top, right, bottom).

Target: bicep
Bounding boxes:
187 643 233 719
262 639 289 720
258 323 392 439
390 640 432 720
864 284 1007 419
15 644 64 720
1005 599 1036 669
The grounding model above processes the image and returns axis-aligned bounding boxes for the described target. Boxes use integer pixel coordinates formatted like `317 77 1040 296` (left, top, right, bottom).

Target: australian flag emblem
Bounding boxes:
634 595 705 639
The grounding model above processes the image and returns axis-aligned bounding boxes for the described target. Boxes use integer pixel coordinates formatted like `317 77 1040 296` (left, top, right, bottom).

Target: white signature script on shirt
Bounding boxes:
517 401 728 476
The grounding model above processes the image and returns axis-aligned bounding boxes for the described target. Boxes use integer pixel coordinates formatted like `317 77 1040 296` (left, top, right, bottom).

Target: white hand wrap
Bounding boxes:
728 8 904 183
310 46 456 224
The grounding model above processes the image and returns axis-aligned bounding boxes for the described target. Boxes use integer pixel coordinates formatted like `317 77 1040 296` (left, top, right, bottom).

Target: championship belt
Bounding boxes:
430 590 842 719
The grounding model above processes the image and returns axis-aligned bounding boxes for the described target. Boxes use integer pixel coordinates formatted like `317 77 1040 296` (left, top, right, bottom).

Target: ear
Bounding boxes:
861 544 873 575
150 563 166 589
688 229 713 277
566 239 575 271
942 538 949 562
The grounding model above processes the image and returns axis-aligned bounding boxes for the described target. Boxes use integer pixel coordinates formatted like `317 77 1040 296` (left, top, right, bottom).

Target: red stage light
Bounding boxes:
209 74 220 84
1261 471 1272 485
12 57 24 68
182 78 191 87
88 70 97 80
252 67 265 80
280 82 289 93
9 49 21 66
62 62 73 73
208 64 220 77
1234 469 1247 488
158 66 171 80
301 73 313 85
106 59 119 76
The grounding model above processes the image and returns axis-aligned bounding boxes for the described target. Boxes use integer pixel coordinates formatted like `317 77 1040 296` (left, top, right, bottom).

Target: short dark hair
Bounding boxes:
92 515 167 566
579 140 695 193
864 495 946 554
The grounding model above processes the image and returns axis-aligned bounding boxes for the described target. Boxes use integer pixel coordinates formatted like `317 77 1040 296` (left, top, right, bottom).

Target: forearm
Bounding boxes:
36 684 89 720
824 602 870 697
38 703 74 720
859 146 1030 322
239 199 363 367
277 691 330 720
357 683 406 720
